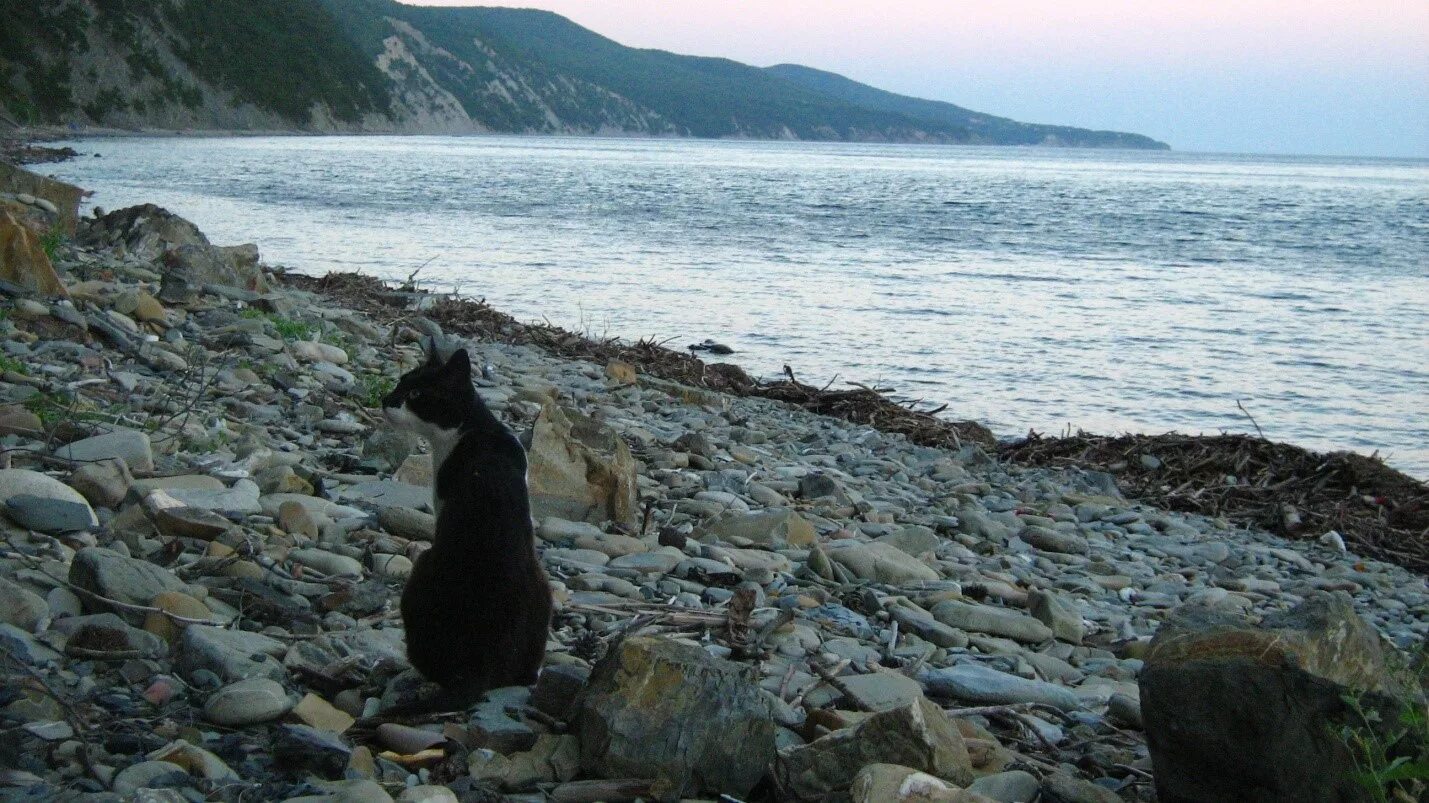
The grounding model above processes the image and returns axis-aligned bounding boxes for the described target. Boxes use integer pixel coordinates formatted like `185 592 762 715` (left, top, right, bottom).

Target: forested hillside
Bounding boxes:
0 0 1169 148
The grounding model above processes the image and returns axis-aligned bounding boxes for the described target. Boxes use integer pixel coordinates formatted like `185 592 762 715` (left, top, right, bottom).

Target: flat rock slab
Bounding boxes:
931 599 1052 644
178 625 288 684
203 678 294 726
826 540 941 585
165 480 261 515
5 494 95 533
154 506 233 540
1017 525 1088 555
259 493 367 520
918 663 1084 711
54 428 154 473
839 671 926 712
0 469 97 528
68 547 188 617
339 480 430 511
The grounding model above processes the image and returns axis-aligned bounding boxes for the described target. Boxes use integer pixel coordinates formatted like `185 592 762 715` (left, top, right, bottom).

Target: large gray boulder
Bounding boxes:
526 399 638 528
80 204 267 293
54 428 154 473
1141 592 1424 803
776 696 973 800
575 636 776 798
67 547 187 619
0 469 98 529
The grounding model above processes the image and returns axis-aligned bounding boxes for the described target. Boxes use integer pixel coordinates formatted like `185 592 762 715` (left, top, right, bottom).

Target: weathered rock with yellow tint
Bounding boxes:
527 399 639 527
699 507 816 549
291 692 355 733
143 591 212 642
575 636 775 798
0 162 85 233
777 697 973 800
604 359 638 386
0 210 68 297
0 405 42 437
115 290 167 323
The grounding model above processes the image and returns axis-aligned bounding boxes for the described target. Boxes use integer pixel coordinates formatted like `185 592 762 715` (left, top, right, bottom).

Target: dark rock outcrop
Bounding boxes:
575 636 776 799
80 204 267 292
776 696 973 800
1141 592 1424 803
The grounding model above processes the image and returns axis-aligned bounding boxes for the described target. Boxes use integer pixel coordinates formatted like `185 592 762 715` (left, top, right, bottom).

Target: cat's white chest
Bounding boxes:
425 428 462 520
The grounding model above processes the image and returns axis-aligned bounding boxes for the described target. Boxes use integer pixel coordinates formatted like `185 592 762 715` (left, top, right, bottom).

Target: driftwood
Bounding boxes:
1001 431 1428 574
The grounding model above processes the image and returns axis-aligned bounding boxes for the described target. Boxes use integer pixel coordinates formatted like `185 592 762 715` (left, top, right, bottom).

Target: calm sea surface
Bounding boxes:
48 136 1429 477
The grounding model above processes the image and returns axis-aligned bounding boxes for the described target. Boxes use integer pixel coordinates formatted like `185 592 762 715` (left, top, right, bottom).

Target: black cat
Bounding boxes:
379 339 552 712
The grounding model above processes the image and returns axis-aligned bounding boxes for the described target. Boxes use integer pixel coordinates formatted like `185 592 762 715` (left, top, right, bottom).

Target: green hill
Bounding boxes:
0 0 1169 149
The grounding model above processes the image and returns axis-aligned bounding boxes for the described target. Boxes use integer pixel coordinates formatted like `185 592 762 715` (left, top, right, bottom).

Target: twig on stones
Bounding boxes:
0 644 103 787
1114 763 1156 781
943 702 1060 719
810 660 873 712
65 647 147 661
898 644 935 678
788 658 851 711
0 535 224 626
777 662 799 701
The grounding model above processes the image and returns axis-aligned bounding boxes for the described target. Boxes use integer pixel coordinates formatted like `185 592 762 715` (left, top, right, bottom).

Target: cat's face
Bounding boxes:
382 342 474 437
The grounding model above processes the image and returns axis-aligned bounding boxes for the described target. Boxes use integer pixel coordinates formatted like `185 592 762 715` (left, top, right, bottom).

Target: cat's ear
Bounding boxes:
440 348 471 382
424 337 443 367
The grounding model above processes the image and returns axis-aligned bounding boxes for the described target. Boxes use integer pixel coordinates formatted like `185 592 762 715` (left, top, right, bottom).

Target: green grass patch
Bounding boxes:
271 317 313 341
358 373 394 408
22 392 68 427
39 226 63 261
241 309 314 341
1337 644 1429 803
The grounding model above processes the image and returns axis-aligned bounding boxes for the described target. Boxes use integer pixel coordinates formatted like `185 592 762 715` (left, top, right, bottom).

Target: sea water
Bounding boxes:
47 135 1429 477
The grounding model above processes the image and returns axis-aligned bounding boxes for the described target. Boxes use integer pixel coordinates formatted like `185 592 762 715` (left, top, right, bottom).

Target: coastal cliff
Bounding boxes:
0 0 1168 148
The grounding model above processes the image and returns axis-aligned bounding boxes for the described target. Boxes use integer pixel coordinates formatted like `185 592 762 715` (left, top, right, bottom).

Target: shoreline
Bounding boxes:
0 172 1423 800
284 269 1429 575
30 126 1429 162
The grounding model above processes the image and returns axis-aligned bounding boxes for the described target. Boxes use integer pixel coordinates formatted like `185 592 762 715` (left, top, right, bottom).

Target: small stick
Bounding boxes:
1236 399 1266 440
1 536 224 626
811 661 873 712
0 645 103 786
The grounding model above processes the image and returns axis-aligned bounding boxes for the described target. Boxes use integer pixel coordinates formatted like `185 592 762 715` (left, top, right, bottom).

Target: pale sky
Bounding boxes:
406 1 1429 157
